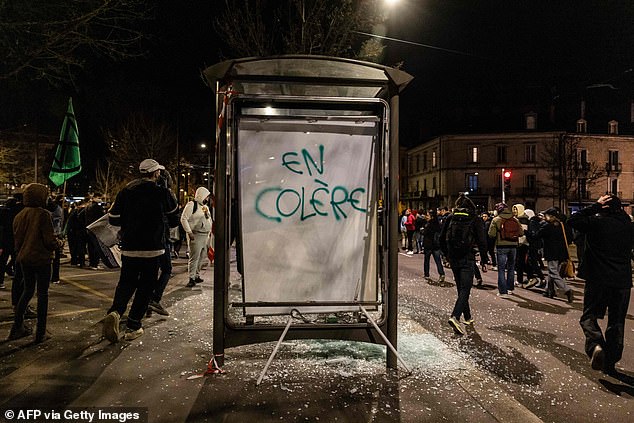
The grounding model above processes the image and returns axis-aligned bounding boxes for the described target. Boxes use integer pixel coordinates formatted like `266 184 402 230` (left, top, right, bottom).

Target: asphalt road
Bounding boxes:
0 251 632 422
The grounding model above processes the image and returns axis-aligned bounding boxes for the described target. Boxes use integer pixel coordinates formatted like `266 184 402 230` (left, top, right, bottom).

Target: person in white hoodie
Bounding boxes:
180 187 212 287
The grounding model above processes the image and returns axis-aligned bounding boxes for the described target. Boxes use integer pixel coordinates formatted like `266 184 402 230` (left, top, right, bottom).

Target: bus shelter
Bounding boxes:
203 55 413 371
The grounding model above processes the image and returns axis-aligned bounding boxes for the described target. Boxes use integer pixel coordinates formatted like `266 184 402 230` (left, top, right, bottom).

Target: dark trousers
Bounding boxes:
152 247 172 303
526 248 544 281
68 233 86 266
406 230 415 251
0 248 13 284
11 264 24 307
423 248 444 277
486 239 497 266
515 244 529 284
51 247 61 281
108 256 160 331
580 281 630 368
14 263 51 338
450 256 475 320
87 237 100 267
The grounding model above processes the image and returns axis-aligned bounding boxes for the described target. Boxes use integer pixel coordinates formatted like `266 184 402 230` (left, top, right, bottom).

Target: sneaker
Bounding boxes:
124 327 144 341
526 278 538 288
497 293 510 299
51 279 60 284
591 345 605 371
464 318 475 325
195 276 204 284
186 279 196 288
514 281 521 287
148 301 169 316
448 316 465 336
103 311 120 343
475 279 483 287
439 275 446 282
406 251 414 255
7 324 32 340
146 309 153 317
536 280 546 288
90 265 103 270
507 290 514 295
35 332 52 344
491 266 498 271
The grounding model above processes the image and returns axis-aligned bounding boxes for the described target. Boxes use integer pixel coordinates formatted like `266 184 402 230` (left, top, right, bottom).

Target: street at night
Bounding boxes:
0 250 632 422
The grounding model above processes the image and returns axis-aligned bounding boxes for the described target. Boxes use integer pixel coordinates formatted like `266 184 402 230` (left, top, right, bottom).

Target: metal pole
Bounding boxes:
501 167 505 203
256 315 293 385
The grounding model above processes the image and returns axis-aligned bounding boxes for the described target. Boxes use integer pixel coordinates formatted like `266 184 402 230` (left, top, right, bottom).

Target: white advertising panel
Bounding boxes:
238 118 378 315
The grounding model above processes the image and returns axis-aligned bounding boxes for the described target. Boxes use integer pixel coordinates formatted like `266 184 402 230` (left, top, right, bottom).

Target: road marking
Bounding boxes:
61 279 112 300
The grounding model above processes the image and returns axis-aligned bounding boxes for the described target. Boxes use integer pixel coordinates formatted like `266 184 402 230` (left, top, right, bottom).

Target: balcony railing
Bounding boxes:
605 162 623 174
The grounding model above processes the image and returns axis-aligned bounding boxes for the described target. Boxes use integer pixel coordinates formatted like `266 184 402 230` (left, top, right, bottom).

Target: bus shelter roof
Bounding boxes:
203 55 413 99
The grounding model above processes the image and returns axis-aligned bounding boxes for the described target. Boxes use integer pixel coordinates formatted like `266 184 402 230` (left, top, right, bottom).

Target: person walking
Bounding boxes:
404 209 416 254
481 212 497 270
421 209 445 283
488 203 523 298
180 186 213 288
440 194 488 336
8 183 63 343
536 207 573 302
513 203 530 288
568 194 634 374
523 209 546 288
102 159 179 343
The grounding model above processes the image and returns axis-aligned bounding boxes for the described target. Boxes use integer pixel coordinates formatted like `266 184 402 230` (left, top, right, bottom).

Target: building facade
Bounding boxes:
403 128 634 215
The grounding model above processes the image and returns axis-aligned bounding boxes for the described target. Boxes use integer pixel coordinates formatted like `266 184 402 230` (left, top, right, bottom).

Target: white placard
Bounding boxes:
238 118 378 315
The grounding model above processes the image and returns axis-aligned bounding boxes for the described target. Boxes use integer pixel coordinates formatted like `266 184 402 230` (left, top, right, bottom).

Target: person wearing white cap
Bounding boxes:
102 158 179 342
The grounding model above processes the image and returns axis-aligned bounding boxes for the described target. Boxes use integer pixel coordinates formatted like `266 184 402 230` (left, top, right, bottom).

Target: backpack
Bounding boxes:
445 208 476 257
500 217 521 242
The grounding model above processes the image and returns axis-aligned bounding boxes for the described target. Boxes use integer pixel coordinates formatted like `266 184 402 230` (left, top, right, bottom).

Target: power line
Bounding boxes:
352 31 480 58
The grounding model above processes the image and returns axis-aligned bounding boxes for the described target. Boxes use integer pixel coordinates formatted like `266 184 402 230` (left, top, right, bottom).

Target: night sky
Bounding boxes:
4 1 634 161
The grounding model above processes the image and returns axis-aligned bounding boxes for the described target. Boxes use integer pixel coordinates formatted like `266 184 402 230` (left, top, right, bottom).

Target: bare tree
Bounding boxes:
539 133 605 211
102 112 176 187
215 0 384 60
0 0 154 83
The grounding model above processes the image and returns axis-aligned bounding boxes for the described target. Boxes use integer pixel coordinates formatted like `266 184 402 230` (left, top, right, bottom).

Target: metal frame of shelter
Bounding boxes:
203 55 413 369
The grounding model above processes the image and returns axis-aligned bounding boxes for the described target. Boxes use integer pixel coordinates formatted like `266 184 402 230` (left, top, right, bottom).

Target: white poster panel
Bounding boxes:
238 118 378 315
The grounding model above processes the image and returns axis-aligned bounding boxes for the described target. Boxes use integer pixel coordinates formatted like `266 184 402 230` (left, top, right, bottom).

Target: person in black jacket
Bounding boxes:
536 207 573 302
422 209 445 283
102 159 179 343
568 194 634 374
440 194 488 336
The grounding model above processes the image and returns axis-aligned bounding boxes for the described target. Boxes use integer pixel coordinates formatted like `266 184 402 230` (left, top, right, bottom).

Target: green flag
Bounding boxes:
49 97 81 186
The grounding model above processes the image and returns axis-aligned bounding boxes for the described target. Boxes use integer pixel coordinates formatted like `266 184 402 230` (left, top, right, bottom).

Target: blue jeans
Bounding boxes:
424 248 445 277
496 247 516 294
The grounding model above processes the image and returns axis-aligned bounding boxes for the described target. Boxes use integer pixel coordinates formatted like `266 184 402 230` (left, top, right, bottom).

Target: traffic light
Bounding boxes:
503 170 512 195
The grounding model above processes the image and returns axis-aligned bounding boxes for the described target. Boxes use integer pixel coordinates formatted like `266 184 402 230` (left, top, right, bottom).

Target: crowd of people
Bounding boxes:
401 194 633 375
1 159 214 345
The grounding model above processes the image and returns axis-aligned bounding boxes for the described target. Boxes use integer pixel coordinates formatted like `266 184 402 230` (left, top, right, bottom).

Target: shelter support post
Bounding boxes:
256 315 294 386
359 305 410 373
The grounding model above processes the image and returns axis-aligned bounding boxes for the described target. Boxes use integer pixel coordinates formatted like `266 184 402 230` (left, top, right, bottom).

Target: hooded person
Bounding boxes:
180 186 213 287
512 203 530 287
524 209 546 288
488 202 524 297
439 194 488 335
9 183 63 343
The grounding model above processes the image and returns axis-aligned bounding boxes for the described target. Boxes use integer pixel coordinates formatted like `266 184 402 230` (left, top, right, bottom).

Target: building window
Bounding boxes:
496 145 507 163
432 150 437 168
610 178 618 195
432 176 437 190
422 152 428 170
526 174 536 192
467 173 479 193
608 120 619 135
469 146 479 163
525 144 536 163
415 180 419 191
608 150 620 172
408 156 414 174
423 179 427 191
577 178 587 199
578 149 588 171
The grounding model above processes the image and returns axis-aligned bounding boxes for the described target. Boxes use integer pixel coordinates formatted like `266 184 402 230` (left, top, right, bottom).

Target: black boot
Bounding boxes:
186 278 196 288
